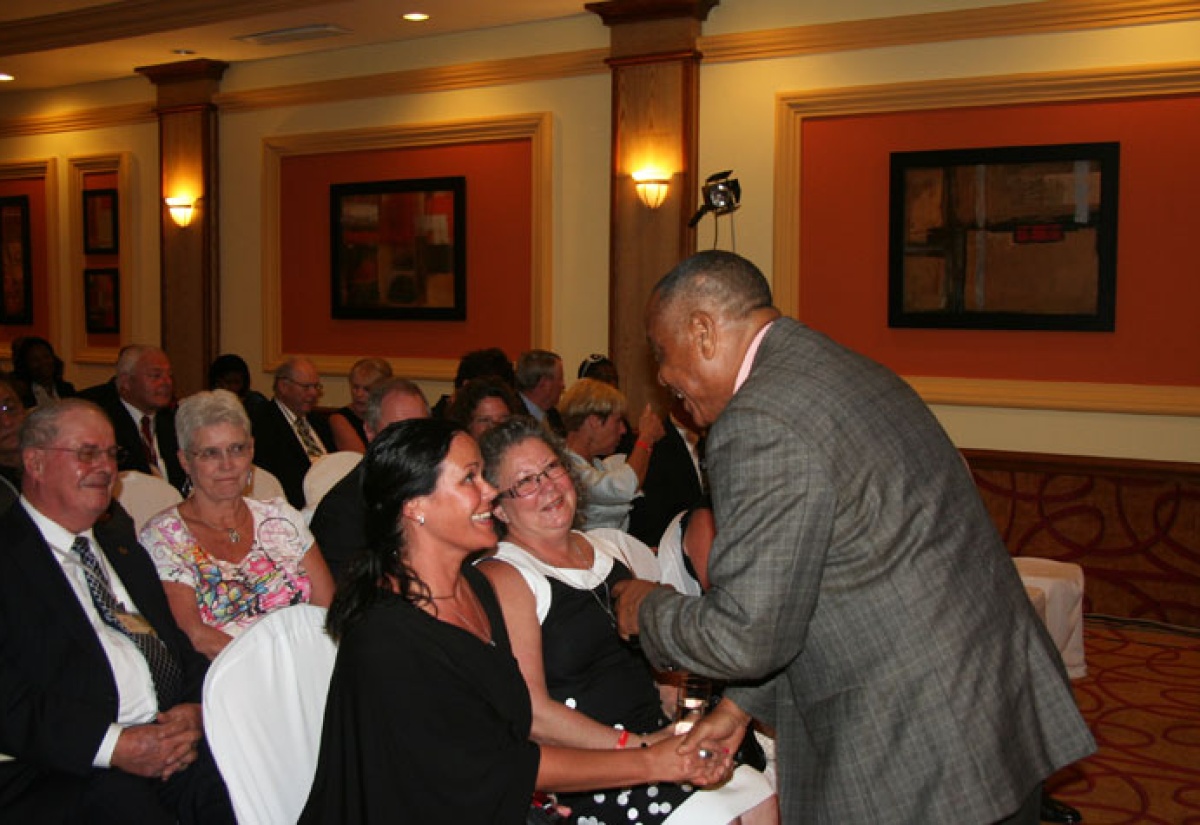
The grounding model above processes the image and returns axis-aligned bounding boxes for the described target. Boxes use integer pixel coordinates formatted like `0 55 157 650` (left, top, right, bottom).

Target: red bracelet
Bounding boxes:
635 439 653 452
615 729 631 749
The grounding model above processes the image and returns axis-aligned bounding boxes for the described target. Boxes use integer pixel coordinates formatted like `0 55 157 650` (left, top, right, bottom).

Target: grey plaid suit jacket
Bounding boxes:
637 318 1095 824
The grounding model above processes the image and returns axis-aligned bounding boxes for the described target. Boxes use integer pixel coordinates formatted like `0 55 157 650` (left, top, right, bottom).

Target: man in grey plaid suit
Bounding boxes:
614 250 1094 824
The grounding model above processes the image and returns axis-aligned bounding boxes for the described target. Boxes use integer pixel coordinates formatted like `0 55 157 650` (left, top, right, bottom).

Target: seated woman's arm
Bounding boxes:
479 559 653 749
624 404 665 486
328 411 366 453
302 541 337 605
538 737 728 793
162 582 233 660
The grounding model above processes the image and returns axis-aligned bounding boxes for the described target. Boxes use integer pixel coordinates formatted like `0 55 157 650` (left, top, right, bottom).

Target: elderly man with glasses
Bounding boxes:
249 356 335 509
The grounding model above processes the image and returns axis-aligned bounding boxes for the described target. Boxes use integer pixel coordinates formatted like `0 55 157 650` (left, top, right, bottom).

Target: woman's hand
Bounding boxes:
636 404 665 446
643 732 733 787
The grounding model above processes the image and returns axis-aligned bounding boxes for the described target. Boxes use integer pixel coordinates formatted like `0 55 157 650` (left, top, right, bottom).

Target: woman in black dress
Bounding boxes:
300 419 731 824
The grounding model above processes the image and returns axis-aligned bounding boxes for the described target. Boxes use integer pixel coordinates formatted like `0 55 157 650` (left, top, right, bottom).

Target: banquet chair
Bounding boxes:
113 470 183 532
302 451 362 510
203 604 337 825
1014 556 1087 678
244 465 286 501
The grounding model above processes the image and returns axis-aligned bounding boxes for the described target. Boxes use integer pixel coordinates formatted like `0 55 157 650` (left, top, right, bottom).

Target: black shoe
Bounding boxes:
1040 793 1082 824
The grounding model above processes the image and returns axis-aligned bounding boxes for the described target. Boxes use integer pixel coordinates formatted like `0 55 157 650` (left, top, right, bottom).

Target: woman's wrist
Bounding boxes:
635 438 654 453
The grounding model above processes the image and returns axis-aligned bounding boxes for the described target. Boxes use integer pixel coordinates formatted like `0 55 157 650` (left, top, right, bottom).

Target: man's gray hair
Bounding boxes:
652 250 774 320
515 350 561 393
115 344 163 377
365 378 429 432
19 398 107 450
274 357 304 382
174 389 252 452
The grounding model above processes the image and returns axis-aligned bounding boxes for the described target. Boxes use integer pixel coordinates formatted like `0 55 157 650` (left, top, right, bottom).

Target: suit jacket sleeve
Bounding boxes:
637 404 830 723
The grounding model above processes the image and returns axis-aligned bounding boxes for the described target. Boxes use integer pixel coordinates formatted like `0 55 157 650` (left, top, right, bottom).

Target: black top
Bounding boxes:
307 464 365 583
300 566 540 824
330 406 368 448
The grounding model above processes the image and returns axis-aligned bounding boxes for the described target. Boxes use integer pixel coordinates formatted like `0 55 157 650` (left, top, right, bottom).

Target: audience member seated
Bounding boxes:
79 345 187 493
139 390 334 660
208 353 267 413
0 399 234 824
329 357 392 453
516 349 567 436
628 400 707 547
0 377 25 507
309 378 429 582
9 335 76 408
299 418 730 824
447 375 522 439
478 417 777 824
560 378 664 530
430 347 517 419
577 352 635 455
248 356 334 509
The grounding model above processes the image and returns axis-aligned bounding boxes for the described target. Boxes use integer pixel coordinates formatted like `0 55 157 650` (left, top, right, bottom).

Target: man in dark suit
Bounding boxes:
0 399 233 824
627 401 706 547
79 345 186 493
615 251 1095 824
249 356 334 509
515 349 566 436
309 378 430 580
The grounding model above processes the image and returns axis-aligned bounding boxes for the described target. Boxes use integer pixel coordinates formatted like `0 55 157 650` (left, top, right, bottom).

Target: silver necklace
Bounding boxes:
567 535 617 628
438 579 495 646
184 499 248 544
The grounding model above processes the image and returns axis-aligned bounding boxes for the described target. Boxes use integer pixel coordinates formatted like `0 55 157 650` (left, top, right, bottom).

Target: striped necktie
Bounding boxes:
295 416 325 459
139 415 160 472
71 536 183 708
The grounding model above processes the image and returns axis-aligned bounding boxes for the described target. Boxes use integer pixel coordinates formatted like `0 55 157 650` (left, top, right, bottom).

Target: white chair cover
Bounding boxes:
655 511 703 597
202 604 337 825
302 451 361 510
244 465 286 501
1015 556 1087 679
113 470 183 532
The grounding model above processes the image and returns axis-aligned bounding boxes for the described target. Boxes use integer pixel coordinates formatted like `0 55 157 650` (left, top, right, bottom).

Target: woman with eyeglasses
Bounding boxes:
478 417 778 825
139 389 335 659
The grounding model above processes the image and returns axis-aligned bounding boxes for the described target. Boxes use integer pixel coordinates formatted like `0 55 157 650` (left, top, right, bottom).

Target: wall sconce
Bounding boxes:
165 196 197 227
632 171 670 210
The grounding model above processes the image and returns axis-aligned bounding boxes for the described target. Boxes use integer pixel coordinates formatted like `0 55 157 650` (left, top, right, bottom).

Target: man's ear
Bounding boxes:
492 500 511 523
22 447 43 481
689 310 719 360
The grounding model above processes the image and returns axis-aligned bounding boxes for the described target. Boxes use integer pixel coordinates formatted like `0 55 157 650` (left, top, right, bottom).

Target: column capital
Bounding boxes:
585 0 718 27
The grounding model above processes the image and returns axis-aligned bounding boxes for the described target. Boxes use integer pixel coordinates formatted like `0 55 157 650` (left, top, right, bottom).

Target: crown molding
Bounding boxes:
0 103 155 139
216 49 609 113
700 0 1200 63
906 377 1200 416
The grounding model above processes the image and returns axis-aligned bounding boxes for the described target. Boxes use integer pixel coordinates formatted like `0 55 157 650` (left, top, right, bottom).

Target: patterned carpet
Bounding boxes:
1046 617 1200 824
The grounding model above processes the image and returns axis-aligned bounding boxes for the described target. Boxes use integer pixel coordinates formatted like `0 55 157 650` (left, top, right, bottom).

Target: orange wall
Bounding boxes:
279 140 533 360
0 176 49 346
799 96 1200 386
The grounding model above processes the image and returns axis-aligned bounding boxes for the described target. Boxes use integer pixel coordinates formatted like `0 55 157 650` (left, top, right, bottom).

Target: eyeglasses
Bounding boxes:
39 445 126 464
499 459 568 499
190 442 251 463
285 378 323 392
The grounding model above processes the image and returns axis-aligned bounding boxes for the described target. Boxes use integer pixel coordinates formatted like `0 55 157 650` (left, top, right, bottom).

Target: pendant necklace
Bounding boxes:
439 578 495 647
185 499 249 544
568 535 617 629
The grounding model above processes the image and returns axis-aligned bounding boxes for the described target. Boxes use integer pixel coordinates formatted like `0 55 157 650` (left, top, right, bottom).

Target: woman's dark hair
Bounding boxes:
447 376 522 428
325 417 465 640
478 415 585 540
207 353 252 395
11 336 64 384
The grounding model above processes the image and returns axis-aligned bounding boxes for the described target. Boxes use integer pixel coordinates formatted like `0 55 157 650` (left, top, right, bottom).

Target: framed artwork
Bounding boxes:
83 188 119 254
0 195 32 325
888 142 1119 331
330 176 466 321
84 267 119 333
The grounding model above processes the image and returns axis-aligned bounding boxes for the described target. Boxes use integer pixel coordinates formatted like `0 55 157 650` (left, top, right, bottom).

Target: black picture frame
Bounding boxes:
84 267 120 334
0 195 33 325
888 142 1119 331
330 177 466 321
83 188 119 255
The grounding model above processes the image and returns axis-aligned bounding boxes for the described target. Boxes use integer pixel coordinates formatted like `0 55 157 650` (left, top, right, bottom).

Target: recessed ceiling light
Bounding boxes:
0 73 14 83
402 12 430 22
172 49 196 56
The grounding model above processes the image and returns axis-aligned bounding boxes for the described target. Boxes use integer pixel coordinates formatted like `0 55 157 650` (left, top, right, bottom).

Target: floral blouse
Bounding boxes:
140 497 315 637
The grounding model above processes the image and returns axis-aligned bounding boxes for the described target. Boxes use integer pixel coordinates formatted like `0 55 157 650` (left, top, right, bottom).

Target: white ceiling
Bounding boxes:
0 0 588 93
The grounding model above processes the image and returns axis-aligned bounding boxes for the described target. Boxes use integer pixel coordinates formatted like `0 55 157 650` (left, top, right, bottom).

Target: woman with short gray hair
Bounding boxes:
140 389 335 659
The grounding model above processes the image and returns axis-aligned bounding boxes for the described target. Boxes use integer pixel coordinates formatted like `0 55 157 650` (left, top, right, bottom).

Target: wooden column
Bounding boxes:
587 0 716 415
136 58 227 397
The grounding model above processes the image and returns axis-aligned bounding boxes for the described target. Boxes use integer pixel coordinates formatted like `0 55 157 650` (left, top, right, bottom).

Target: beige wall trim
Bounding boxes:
67 154 130 367
260 113 554 381
700 0 1200 63
218 49 609 113
774 61 1200 416
0 159 57 363
0 103 155 140
907 377 1200 417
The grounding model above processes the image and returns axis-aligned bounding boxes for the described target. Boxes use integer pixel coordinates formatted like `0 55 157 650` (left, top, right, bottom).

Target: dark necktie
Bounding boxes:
71 536 183 708
139 415 159 472
295 416 324 459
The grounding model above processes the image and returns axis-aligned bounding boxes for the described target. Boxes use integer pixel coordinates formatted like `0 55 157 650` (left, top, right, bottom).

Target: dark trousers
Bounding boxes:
994 782 1044 825
0 740 234 825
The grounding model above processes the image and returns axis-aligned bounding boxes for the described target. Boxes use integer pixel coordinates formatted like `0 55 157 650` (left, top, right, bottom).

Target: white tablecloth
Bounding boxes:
1016 557 1087 679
